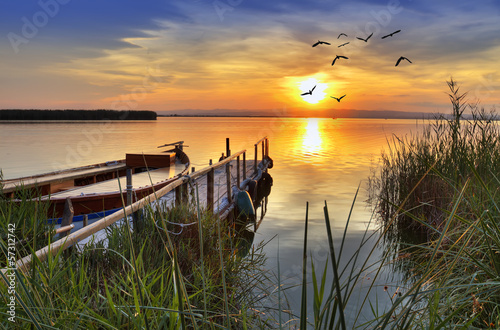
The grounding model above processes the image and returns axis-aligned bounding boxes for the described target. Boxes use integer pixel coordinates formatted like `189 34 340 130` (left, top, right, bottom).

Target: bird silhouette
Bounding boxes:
301 85 316 96
395 56 412 66
330 94 346 102
312 40 331 47
356 32 373 42
332 55 348 66
381 30 401 39
338 42 350 47
337 33 348 39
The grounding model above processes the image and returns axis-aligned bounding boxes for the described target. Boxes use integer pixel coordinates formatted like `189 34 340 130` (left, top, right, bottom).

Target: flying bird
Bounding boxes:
356 32 373 42
337 33 348 39
330 94 346 102
312 40 331 47
381 30 401 39
301 85 317 96
331 55 348 66
338 42 350 47
395 56 412 66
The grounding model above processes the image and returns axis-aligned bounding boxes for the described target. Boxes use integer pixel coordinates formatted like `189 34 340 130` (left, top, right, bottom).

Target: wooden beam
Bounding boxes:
207 168 214 211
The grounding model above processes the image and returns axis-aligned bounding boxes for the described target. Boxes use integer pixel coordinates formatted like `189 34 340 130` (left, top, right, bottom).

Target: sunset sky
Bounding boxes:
1 0 499 116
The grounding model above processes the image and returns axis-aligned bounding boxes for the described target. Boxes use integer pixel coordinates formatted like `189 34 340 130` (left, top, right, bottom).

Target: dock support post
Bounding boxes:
261 140 265 162
226 138 231 157
175 186 182 206
237 155 240 189
83 214 88 227
59 197 74 255
126 168 133 206
126 168 140 231
226 163 232 204
265 138 269 158
207 168 214 211
254 144 258 172
243 152 246 180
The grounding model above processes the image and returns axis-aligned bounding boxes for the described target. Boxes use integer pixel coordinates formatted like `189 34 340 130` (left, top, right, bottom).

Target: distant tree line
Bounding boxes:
0 110 157 121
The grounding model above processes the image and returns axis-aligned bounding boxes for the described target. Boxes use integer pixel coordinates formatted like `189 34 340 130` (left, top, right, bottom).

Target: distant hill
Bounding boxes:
157 108 439 119
0 109 157 120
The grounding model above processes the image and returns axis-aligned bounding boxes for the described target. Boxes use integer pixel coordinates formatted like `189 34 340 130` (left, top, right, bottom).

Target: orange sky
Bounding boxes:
1 1 499 116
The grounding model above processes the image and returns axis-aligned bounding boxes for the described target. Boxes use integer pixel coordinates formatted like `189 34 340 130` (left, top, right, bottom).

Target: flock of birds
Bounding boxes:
303 29 412 102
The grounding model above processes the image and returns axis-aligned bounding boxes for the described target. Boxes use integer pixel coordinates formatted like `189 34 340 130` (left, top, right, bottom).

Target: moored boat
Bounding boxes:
1 142 190 221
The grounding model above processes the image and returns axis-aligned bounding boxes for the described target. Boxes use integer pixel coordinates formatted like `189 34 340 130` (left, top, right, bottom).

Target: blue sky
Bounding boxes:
1 0 499 114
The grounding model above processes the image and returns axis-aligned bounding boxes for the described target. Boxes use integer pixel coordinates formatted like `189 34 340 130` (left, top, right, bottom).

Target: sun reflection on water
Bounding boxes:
302 118 323 156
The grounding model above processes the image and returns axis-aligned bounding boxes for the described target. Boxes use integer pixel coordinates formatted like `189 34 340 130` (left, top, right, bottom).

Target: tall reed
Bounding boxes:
0 185 272 328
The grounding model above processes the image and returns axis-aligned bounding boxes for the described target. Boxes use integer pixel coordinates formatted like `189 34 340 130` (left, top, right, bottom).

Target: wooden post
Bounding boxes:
265 138 269 157
254 144 258 172
226 163 232 204
261 141 265 161
126 168 133 206
236 155 240 189
226 138 231 157
59 197 74 256
83 214 88 227
175 186 182 206
243 152 247 180
207 168 214 211
59 197 74 240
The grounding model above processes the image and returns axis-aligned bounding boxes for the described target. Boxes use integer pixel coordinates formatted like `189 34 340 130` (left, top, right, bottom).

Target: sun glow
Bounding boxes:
299 78 328 104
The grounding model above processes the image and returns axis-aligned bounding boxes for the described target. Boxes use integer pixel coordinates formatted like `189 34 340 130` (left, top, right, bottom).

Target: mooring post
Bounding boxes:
254 144 258 172
175 185 182 206
207 168 214 211
236 155 241 189
126 168 139 231
266 138 269 157
243 152 247 180
226 163 232 204
126 168 133 206
261 140 265 161
59 197 74 240
226 138 231 157
83 214 88 227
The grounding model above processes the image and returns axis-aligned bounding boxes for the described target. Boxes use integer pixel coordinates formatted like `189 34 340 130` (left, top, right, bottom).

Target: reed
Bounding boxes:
292 79 500 328
0 183 272 328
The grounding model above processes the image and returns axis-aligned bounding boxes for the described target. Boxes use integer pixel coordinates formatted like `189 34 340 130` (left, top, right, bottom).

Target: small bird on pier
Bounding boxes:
330 94 346 102
395 56 412 66
337 33 348 38
332 55 348 66
381 30 401 39
356 32 373 42
301 85 316 96
312 40 331 47
338 42 349 47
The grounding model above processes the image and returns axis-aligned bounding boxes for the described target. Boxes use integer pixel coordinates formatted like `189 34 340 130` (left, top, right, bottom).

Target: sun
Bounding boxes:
299 78 328 104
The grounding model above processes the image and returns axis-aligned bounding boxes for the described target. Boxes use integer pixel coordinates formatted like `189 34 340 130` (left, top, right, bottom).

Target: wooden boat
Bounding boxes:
1 142 190 221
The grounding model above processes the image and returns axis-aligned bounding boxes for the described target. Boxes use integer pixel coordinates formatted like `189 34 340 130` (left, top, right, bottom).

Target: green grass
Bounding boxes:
293 79 500 328
0 181 274 328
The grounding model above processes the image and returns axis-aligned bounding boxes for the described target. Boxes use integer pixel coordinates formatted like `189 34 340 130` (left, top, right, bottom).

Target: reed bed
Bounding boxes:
0 181 276 328
295 80 500 328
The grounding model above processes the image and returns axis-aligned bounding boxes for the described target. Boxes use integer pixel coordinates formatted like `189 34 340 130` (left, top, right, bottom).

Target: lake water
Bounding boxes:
0 117 423 326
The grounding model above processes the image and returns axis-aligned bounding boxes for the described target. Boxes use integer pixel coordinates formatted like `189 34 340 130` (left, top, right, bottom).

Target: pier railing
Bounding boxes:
5 137 270 274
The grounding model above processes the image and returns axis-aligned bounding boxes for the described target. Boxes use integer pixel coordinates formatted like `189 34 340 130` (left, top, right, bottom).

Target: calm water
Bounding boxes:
0 117 422 325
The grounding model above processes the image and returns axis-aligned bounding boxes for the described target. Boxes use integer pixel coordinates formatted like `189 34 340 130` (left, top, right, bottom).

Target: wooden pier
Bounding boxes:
4 137 273 274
